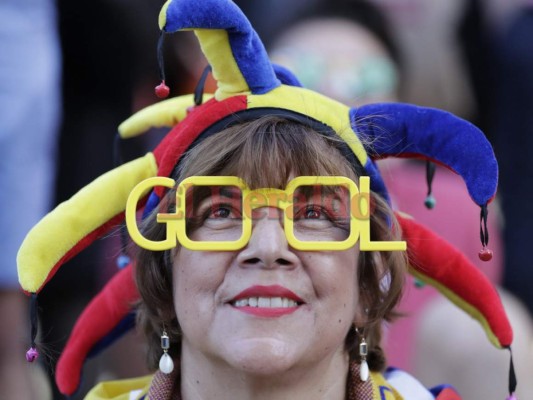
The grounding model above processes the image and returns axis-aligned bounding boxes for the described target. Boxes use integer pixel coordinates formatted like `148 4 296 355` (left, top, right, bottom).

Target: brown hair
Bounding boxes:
135 116 406 371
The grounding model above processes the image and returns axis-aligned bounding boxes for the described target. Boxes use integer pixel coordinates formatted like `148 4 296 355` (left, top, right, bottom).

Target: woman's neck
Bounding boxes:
179 345 350 400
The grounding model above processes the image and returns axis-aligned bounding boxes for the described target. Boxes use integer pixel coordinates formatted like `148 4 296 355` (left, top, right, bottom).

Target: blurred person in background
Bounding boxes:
492 3 533 323
0 0 60 399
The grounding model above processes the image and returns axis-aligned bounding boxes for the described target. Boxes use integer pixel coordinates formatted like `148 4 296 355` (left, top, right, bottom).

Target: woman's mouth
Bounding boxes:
229 285 304 317
232 297 300 308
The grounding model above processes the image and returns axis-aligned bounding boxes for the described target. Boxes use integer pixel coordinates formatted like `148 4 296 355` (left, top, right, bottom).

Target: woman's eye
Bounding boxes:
203 201 242 222
293 203 350 240
210 206 232 219
303 207 324 219
297 205 330 221
187 199 243 238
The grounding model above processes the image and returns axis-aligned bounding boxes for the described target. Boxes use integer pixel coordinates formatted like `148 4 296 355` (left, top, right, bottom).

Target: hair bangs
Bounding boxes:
177 116 359 188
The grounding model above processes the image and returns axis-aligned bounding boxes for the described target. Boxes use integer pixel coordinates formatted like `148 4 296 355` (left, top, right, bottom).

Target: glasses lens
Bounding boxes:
184 185 244 242
290 185 351 242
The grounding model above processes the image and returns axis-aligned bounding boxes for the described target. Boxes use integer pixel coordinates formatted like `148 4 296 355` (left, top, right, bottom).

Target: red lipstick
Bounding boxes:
232 285 304 302
230 285 303 318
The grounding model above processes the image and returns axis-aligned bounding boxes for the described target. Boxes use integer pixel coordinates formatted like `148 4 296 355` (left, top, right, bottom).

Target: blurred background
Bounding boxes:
1 0 532 398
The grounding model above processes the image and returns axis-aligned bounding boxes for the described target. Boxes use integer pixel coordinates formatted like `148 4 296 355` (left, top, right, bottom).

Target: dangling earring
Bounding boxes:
159 330 174 374
356 327 369 382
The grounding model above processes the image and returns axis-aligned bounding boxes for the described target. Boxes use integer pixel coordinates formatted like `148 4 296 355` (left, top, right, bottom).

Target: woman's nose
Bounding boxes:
236 207 299 269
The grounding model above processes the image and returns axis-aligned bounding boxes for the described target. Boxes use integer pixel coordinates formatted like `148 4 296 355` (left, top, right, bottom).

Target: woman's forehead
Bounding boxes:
175 117 360 189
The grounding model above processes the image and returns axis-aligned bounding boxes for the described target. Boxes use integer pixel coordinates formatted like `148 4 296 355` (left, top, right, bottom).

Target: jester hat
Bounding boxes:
17 0 514 397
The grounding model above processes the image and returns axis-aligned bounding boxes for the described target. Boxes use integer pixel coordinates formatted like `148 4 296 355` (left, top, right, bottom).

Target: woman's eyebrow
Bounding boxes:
216 186 243 199
191 185 242 201
296 185 350 202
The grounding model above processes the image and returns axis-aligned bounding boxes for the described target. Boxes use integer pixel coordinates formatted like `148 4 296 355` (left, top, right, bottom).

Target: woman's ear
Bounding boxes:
354 251 387 326
371 251 388 282
353 305 367 327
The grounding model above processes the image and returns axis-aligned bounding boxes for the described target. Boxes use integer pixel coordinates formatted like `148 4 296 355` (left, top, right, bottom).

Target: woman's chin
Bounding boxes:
219 337 303 376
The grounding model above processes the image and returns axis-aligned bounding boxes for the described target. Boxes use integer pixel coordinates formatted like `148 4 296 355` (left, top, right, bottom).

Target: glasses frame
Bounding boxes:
126 175 406 252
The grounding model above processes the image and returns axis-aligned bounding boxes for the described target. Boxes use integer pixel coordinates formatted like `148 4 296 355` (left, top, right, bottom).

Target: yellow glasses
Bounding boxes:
125 176 406 252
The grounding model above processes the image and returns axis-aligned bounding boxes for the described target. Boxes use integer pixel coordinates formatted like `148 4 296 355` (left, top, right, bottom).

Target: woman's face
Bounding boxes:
172 183 362 376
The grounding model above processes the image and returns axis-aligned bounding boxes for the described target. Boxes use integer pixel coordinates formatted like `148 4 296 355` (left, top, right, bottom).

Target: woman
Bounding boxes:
16 0 516 399
133 116 406 399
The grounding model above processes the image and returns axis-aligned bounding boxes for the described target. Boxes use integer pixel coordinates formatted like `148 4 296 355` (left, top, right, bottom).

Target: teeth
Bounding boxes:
270 297 283 307
234 299 248 307
258 297 270 307
232 297 299 308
